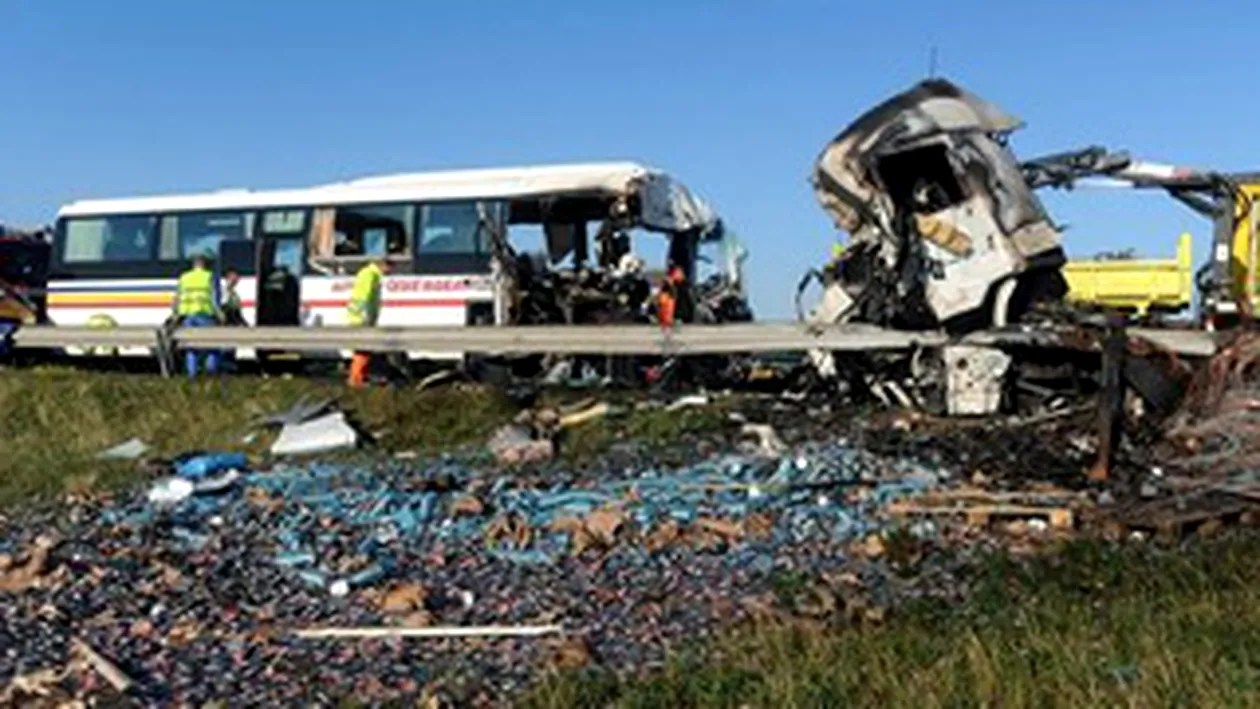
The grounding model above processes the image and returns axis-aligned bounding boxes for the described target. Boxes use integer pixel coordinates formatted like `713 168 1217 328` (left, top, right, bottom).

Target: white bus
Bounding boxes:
49 162 747 361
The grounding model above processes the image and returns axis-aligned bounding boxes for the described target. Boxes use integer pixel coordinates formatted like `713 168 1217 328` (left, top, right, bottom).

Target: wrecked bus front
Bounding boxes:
811 79 1066 331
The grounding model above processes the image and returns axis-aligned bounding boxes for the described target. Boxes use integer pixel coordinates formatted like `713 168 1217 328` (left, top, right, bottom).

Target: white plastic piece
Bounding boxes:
944 344 1012 416
97 438 150 460
146 477 195 506
271 412 358 457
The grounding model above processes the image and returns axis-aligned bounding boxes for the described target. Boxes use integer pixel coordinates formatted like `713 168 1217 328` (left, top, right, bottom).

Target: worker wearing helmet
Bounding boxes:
174 253 222 377
346 257 390 387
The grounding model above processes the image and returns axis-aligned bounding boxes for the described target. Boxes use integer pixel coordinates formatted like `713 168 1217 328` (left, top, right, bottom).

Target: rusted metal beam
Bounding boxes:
1089 313 1128 481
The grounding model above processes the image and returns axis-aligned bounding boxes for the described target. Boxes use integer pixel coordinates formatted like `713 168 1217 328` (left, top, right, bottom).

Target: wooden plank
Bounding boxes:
887 501 1075 529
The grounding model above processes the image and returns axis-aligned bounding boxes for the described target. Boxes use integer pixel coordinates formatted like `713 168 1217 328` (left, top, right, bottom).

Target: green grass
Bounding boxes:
558 399 730 464
0 368 730 506
0 368 508 504
526 535 1260 708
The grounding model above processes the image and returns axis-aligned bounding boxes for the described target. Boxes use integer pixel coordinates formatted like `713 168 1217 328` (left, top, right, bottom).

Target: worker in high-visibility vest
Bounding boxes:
656 264 686 330
173 253 222 377
346 258 389 387
823 241 848 282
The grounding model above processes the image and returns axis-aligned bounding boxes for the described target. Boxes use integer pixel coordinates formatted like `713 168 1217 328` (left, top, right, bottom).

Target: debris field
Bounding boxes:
8 328 1260 705
0 390 1101 706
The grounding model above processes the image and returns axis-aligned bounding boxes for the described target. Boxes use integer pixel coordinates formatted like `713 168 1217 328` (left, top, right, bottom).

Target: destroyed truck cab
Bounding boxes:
809 79 1067 333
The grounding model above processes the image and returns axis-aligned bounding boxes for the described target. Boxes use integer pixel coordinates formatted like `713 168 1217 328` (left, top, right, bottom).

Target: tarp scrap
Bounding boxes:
271 412 359 456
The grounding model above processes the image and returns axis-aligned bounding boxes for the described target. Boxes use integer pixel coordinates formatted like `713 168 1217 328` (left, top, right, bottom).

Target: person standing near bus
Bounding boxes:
174 253 222 377
346 257 389 387
220 268 245 326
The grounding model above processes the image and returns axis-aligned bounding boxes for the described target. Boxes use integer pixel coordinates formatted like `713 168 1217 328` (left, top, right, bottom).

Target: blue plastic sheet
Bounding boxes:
176 453 248 481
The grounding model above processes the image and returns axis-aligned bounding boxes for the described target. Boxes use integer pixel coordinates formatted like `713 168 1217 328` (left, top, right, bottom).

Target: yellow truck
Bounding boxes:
1062 233 1194 316
1022 149 1260 325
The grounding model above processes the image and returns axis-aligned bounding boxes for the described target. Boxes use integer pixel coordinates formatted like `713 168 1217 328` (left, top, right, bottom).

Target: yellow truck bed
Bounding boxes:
1062 233 1193 314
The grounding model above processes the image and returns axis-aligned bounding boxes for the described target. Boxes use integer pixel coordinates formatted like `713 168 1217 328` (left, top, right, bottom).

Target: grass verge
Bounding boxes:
525 535 1260 708
0 369 729 506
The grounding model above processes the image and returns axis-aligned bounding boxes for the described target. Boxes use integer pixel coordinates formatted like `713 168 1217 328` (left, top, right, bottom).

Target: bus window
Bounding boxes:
333 204 413 258
273 237 305 277
261 210 307 236
158 211 253 261
419 202 481 254
62 215 156 263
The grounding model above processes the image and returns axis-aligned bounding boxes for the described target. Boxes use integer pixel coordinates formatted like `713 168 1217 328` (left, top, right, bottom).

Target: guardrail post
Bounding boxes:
155 326 175 378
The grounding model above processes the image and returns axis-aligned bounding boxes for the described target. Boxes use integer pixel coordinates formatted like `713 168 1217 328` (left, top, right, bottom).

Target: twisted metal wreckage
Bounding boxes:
794 78 1248 430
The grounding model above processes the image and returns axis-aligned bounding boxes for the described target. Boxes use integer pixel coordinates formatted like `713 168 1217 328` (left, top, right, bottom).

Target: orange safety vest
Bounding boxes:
657 267 685 328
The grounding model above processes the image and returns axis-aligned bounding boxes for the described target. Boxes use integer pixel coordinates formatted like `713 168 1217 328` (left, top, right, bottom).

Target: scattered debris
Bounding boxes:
450 495 486 517
559 401 613 429
416 368 464 392
146 477 195 506
944 345 1012 416
487 423 554 465
859 534 886 558
0 668 66 705
379 583 429 615
887 488 1082 530
96 438 150 461
174 452 247 480
292 624 564 640
551 507 627 555
1112 490 1259 541
271 411 359 456
666 394 710 412
0 535 55 592
740 423 787 457
550 637 594 670
71 639 134 693
9 353 1256 706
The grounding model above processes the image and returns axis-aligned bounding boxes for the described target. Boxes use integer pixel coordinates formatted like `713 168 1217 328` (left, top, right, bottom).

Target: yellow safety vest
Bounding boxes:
347 263 383 326
176 267 216 317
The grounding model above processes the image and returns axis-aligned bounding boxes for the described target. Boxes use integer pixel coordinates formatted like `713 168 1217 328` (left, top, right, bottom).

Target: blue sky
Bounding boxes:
0 0 1247 317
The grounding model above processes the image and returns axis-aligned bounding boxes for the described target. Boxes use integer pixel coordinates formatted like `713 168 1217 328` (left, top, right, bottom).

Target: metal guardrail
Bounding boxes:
5 322 1221 357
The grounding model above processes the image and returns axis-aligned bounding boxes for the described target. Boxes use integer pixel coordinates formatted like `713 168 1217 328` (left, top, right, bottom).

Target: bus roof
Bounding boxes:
57 161 721 234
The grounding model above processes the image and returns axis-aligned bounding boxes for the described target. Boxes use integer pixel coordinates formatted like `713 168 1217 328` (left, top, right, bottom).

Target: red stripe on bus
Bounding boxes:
51 299 470 310
279 299 470 309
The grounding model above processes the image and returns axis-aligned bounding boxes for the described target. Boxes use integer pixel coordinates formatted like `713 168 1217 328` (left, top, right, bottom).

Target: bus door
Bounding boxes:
255 209 307 327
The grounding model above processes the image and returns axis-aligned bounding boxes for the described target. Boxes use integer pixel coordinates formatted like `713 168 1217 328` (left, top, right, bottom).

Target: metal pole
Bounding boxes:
1088 312 1127 482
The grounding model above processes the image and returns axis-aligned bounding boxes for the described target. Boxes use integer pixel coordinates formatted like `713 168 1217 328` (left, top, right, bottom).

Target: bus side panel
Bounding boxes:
45 274 496 360
300 274 495 360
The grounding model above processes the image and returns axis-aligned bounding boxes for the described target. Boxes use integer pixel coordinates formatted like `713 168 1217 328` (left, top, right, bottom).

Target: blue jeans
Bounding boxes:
182 314 219 377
